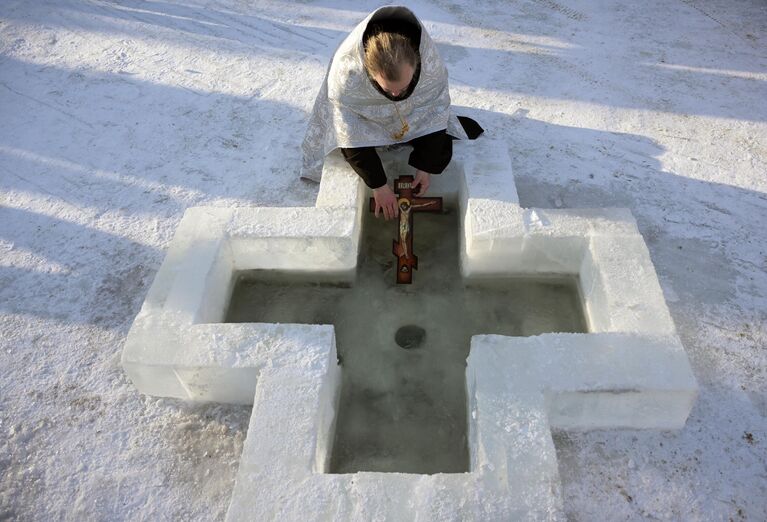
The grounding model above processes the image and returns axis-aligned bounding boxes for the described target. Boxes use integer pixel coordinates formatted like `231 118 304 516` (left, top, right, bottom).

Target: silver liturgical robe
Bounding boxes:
300 5 467 182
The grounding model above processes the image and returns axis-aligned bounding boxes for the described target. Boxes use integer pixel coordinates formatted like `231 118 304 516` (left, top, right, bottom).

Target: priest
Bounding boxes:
300 5 482 220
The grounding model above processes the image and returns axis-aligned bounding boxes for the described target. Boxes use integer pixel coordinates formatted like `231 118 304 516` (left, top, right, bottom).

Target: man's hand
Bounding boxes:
412 169 430 196
373 184 399 220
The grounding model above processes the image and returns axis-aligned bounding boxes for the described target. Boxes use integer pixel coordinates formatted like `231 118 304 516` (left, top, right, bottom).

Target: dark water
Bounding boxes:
225 207 587 474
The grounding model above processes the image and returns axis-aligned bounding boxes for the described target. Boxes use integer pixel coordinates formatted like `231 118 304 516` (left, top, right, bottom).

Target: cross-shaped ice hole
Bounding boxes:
225 206 588 474
122 139 698 519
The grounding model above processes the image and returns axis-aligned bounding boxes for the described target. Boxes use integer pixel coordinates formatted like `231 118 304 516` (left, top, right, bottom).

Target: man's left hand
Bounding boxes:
412 170 430 196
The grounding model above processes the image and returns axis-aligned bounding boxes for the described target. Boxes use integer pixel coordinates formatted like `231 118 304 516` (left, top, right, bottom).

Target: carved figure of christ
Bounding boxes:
369 175 443 284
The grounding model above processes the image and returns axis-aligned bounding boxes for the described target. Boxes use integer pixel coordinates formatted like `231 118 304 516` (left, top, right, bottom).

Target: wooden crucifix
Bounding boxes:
369 175 443 284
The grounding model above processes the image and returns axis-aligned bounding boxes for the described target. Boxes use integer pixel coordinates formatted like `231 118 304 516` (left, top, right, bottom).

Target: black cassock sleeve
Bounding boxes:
340 146 388 189
340 129 453 189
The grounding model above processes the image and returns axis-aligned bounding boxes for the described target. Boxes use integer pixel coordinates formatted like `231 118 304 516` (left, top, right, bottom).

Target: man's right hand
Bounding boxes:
373 184 399 220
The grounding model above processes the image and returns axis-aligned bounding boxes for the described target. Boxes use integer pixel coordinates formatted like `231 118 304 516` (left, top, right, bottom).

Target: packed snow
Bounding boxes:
1 0 765 520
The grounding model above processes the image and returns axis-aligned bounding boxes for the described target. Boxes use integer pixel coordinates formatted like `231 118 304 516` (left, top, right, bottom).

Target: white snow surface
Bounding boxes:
1 0 765 520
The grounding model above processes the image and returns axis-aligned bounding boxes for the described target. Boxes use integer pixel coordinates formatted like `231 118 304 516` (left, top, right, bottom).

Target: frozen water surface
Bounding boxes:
226 207 587 473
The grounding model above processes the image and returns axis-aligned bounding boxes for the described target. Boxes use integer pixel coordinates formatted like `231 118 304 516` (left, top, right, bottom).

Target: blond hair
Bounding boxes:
364 32 418 81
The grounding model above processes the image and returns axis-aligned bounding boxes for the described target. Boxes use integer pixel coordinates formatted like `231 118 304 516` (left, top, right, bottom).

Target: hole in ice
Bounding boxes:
395 325 426 349
225 201 587 474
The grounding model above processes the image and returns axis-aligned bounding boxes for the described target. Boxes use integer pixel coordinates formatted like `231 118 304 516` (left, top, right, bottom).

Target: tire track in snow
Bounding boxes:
1 82 95 131
0 165 89 215
88 1 328 54
197 9 331 52
530 0 587 22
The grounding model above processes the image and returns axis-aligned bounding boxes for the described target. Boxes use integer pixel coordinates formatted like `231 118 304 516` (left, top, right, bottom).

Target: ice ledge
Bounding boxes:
122 157 363 403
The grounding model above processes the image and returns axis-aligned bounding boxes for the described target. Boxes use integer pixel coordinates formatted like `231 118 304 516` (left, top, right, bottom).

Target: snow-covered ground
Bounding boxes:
1 0 765 519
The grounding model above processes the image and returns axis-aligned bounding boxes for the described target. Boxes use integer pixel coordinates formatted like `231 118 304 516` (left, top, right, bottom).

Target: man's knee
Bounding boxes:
409 131 452 174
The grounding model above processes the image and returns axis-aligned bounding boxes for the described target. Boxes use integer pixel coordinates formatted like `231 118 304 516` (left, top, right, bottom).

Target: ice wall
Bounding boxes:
121 139 697 520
